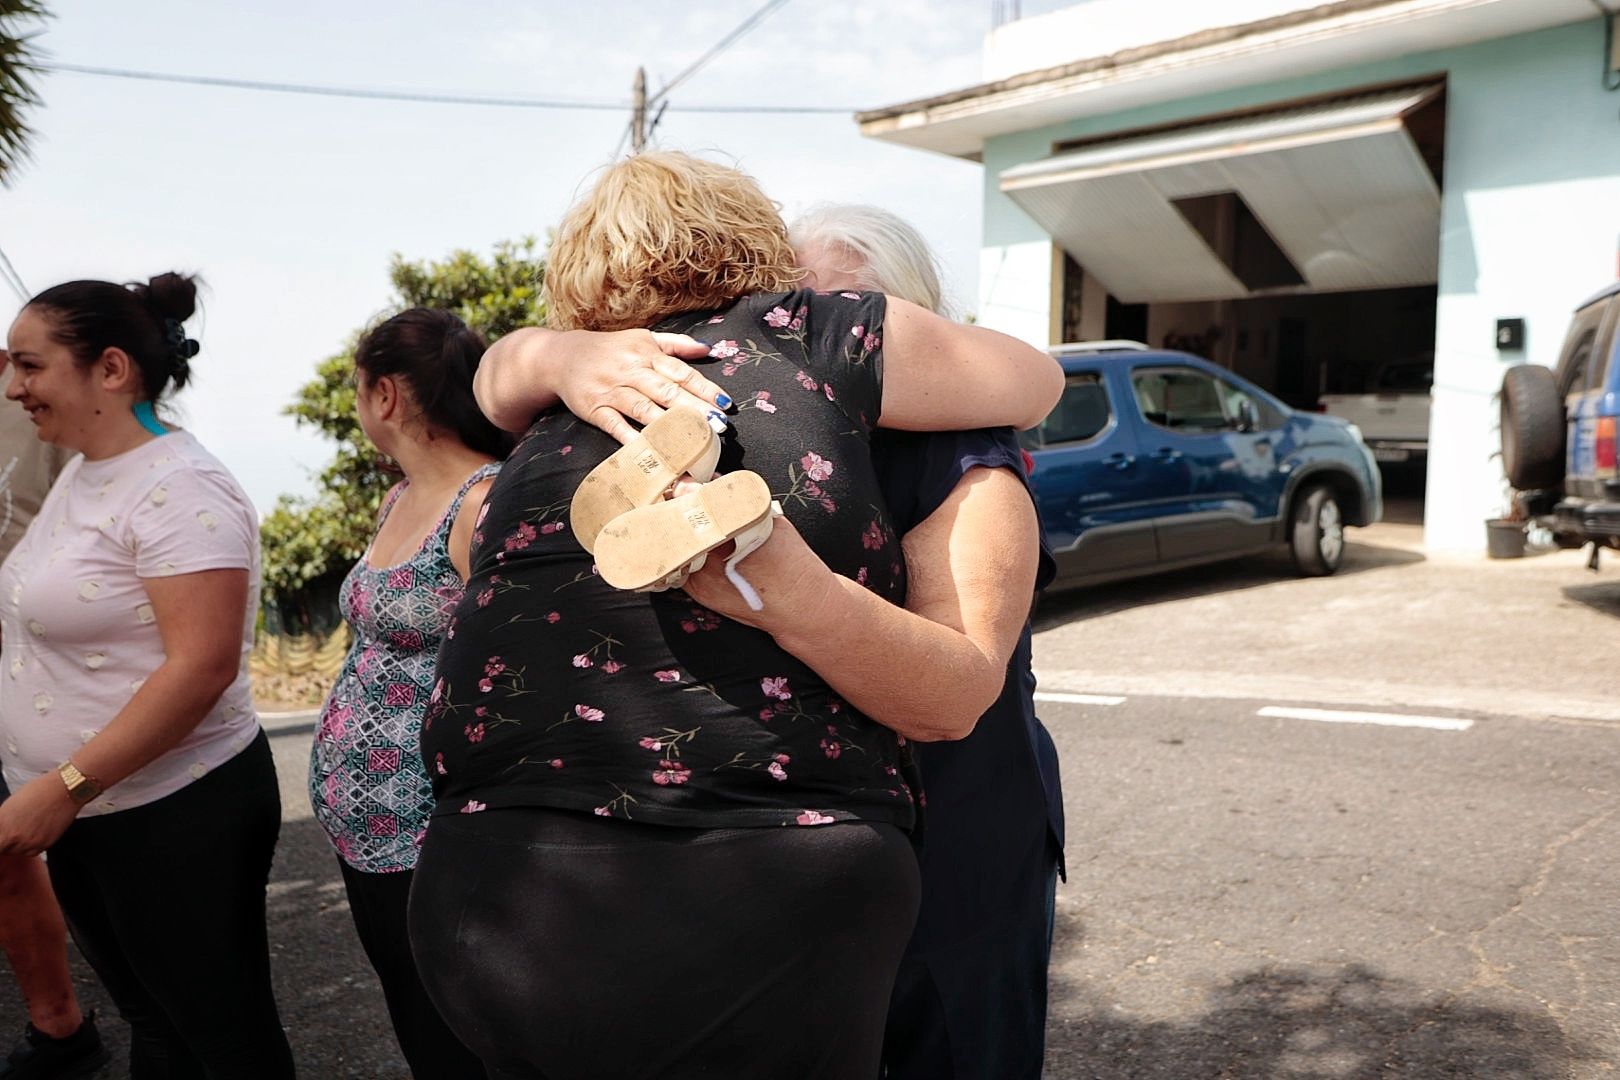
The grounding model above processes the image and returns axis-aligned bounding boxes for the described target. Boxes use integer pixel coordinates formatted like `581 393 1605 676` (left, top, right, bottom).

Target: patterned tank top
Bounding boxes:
309 461 501 872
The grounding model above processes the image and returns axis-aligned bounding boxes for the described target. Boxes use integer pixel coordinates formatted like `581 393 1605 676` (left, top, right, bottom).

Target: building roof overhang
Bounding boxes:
856 0 1605 160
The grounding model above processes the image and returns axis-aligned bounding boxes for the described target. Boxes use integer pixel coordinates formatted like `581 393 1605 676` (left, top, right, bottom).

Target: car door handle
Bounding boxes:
1149 447 1182 462
1104 452 1136 470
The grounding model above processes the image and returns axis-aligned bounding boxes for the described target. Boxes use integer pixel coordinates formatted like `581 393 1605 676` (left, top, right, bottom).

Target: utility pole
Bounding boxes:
630 66 647 154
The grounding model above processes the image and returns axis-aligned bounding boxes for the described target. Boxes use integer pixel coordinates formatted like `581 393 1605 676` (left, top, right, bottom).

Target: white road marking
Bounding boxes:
1257 706 1474 732
1035 692 1127 706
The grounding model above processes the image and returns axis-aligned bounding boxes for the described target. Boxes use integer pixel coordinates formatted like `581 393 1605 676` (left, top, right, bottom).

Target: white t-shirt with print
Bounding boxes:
0 430 262 814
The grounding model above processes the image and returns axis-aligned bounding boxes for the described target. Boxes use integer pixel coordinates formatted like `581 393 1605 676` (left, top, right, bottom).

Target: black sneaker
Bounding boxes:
0 1014 110 1080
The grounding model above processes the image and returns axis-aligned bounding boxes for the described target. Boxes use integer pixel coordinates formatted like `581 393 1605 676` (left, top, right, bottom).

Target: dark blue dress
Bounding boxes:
872 427 1063 1080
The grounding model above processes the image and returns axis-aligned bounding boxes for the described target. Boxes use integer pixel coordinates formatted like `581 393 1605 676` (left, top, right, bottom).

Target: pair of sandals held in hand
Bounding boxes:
570 409 783 612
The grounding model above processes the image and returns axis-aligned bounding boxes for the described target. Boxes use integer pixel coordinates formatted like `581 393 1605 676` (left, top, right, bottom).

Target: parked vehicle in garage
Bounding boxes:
1498 281 1620 557
1022 342 1384 589
1318 355 1433 465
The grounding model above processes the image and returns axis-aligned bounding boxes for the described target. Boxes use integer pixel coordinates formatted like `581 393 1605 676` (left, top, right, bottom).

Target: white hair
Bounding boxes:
789 203 949 318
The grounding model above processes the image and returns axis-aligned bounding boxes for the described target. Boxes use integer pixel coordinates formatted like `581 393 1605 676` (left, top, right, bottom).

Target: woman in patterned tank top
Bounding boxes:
307 308 506 1080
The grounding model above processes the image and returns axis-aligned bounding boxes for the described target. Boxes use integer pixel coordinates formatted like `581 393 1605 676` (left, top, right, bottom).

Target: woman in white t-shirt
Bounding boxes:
0 273 296 1079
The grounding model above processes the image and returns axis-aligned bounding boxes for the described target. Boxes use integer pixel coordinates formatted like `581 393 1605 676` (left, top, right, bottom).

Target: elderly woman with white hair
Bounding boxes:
476 201 1062 1080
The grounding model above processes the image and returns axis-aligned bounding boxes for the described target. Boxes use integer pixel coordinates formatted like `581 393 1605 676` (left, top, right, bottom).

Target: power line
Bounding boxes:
39 61 853 115
0 243 28 303
648 0 791 107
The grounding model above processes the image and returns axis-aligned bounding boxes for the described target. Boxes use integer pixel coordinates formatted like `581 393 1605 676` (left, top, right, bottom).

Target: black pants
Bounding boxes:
409 807 921 1080
45 731 295 1080
338 860 487 1080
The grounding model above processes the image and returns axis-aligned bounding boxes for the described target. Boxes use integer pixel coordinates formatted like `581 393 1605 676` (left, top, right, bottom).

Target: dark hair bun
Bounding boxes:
138 271 198 324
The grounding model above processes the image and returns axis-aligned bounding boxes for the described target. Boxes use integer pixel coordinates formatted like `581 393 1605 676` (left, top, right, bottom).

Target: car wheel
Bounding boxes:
1291 484 1344 576
1499 364 1564 490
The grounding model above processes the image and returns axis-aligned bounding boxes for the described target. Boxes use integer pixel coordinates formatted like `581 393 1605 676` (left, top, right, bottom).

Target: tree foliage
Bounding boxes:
260 238 546 623
0 1 49 186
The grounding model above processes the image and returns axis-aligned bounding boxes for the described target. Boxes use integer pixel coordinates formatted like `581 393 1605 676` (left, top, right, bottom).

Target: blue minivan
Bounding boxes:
1022 343 1384 589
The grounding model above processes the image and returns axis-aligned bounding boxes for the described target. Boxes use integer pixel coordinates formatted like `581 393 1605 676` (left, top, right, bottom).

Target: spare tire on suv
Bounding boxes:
1500 364 1565 490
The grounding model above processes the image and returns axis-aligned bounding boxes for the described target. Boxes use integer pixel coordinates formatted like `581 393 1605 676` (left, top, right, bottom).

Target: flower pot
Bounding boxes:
1484 518 1527 559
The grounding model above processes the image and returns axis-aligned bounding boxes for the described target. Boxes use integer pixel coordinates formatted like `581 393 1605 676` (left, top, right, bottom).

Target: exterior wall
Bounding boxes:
978 17 1620 552
983 0 1321 81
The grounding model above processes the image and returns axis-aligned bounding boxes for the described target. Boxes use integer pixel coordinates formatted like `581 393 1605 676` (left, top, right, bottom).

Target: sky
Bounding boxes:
0 0 1075 512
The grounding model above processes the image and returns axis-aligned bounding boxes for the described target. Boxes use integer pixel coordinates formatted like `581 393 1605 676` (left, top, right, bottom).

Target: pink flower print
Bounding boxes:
600 660 624 675
367 814 399 837
710 339 741 359
464 723 485 743
754 391 777 414
795 371 819 391
796 810 835 826
800 452 833 482
461 799 487 814
861 521 885 550
856 567 868 586
575 704 605 723
594 806 612 816
475 706 488 718
540 521 565 535
484 657 507 678
764 307 792 328
789 317 803 331
824 383 836 402
478 677 494 693
828 697 844 714
386 566 415 590
638 737 664 751
804 481 822 498
773 753 790 764
475 503 491 528
722 364 738 377
851 325 864 338
820 738 841 760
430 678 445 704
572 654 594 669
761 676 792 701
767 761 788 781
434 752 447 776
652 760 692 786
546 611 561 624
654 669 680 683
550 758 564 768
560 445 573 456
820 498 838 514
504 521 538 552
863 332 881 352
840 291 861 300
476 588 494 608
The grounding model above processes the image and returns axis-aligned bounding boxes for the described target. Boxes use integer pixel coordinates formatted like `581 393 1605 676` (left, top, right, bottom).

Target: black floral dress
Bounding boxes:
422 289 918 830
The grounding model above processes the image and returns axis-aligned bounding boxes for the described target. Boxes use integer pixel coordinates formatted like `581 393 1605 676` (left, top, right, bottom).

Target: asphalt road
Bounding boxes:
4 531 1617 1078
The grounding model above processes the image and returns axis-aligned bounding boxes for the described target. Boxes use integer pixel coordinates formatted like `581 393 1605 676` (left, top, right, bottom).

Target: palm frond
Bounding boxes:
0 1 50 186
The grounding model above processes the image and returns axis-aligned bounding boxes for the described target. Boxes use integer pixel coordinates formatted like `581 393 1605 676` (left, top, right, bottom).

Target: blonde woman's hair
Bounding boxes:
545 152 805 331
789 204 947 317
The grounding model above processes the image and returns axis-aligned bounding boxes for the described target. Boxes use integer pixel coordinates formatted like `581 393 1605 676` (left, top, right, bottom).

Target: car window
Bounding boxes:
1027 372 1112 448
1133 368 1229 433
1376 361 1434 392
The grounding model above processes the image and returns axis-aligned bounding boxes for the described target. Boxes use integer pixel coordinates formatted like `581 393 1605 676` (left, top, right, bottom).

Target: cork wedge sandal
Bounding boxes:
569 408 727 554
593 470 782 609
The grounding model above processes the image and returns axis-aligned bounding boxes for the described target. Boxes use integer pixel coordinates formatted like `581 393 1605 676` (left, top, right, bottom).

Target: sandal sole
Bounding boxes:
594 471 773 592
570 409 721 554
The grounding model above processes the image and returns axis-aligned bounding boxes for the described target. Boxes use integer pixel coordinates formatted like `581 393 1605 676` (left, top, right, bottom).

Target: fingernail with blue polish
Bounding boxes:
706 411 729 434
714 392 732 409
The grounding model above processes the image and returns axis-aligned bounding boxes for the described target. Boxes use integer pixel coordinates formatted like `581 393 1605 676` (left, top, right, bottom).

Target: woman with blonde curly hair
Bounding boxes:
408 152 1060 1080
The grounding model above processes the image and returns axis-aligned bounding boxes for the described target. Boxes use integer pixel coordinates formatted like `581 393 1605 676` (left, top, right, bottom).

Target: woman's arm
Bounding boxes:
681 465 1040 742
877 297 1063 432
475 328 720 440
0 569 249 855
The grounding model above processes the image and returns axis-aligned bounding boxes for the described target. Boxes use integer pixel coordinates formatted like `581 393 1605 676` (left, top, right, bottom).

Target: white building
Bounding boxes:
859 0 1620 551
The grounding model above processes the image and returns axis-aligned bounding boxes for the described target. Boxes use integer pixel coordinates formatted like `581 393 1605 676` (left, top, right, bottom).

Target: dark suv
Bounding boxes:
1499 281 1620 556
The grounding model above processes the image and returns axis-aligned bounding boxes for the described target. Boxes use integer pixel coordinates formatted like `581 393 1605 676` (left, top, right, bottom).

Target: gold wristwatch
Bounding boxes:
57 760 103 806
